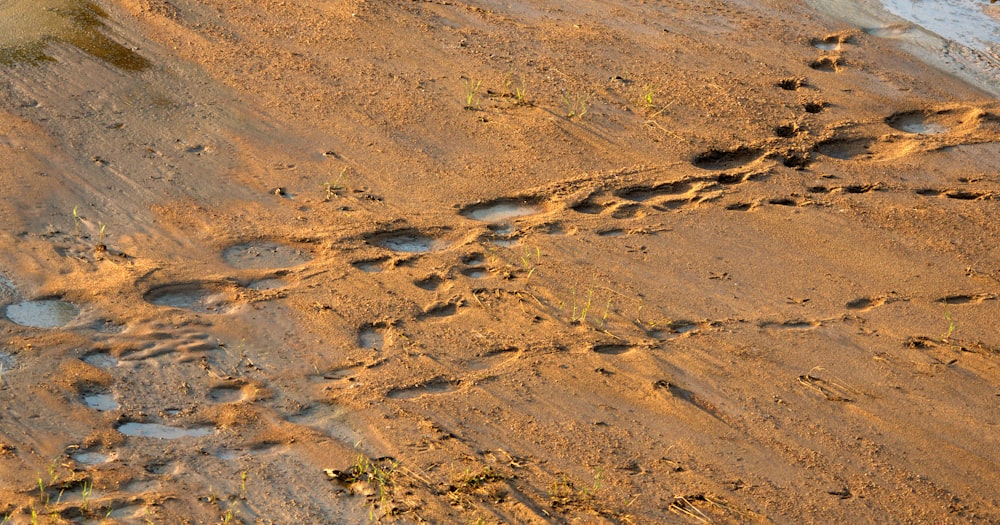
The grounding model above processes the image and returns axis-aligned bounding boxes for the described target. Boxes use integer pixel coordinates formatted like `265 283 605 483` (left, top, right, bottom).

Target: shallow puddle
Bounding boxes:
0 0 150 70
358 326 384 350
4 299 79 328
371 233 445 253
83 352 118 369
84 392 119 411
886 111 948 135
461 200 544 222
72 450 111 465
117 422 215 439
145 283 229 313
462 268 489 279
352 259 386 273
223 241 312 269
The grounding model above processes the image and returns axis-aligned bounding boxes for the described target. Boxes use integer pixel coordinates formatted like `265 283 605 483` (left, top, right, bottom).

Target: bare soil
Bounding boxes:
0 0 998 523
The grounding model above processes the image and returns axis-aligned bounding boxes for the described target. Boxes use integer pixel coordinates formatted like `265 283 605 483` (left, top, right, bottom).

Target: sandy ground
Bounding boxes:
0 0 998 523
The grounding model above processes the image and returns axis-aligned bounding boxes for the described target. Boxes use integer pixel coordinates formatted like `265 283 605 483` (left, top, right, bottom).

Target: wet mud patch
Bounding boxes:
83 352 118 369
369 231 449 253
223 241 312 269
692 146 763 170
813 137 874 160
144 282 231 313
387 379 458 400
0 0 150 70
461 199 545 222
353 258 388 273
72 449 112 465
4 298 79 328
208 385 247 403
83 390 119 411
886 109 962 135
462 267 489 278
358 324 385 350
117 422 215 439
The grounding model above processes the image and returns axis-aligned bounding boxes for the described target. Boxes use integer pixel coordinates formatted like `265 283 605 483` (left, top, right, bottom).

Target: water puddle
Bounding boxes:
83 352 118 369
117 422 215 439
0 0 150 70
223 241 312 269
145 283 230 313
353 258 387 273
462 268 489 279
358 326 384 350
72 450 111 465
83 392 119 411
461 200 544 222
4 299 79 328
886 111 949 135
880 0 1000 60
208 385 245 403
371 232 447 253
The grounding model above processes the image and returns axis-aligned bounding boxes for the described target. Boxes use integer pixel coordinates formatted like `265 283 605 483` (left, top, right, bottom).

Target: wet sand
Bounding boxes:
0 0 998 523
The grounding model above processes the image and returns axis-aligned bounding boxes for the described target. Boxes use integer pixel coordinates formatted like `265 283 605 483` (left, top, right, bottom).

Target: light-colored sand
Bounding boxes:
0 0 998 522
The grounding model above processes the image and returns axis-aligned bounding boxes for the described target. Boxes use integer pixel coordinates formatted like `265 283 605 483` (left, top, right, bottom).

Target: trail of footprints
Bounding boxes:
5 33 999 513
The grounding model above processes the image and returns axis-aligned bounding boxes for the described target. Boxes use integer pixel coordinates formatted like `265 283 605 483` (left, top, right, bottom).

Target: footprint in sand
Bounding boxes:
387 378 459 400
813 137 876 161
144 282 234 314
358 323 386 350
222 240 313 269
460 198 545 222
692 146 764 171
4 298 80 328
116 421 215 439
352 257 389 273
811 33 854 52
369 230 449 253
846 296 888 311
760 320 821 330
592 343 636 355
810 55 844 72
83 389 120 411
935 293 995 305
776 77 806 91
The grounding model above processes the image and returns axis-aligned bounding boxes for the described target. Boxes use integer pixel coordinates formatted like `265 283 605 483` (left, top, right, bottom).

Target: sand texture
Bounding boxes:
0 0 998 523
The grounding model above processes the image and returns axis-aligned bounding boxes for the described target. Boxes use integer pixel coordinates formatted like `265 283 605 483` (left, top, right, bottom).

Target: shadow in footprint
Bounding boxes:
692 146 763 170
387 379 458 400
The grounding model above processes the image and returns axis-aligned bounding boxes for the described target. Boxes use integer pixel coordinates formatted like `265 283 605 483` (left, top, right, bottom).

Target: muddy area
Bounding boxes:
0 0 998 523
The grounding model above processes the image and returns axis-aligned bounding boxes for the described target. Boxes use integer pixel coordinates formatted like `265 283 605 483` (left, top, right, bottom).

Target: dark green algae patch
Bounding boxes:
0 0 150 71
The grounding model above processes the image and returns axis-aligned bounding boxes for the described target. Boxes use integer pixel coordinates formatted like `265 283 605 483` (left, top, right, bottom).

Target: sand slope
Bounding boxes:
0 0 998 523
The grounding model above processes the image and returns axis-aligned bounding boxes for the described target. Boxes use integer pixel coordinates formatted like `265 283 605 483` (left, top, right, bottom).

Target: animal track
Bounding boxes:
935 293 995 305
845 296 888 311
144 282 235 314
692 146 764 171
387 378 458 399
